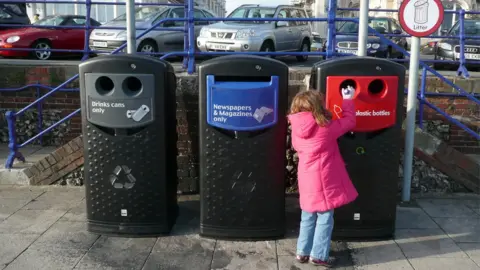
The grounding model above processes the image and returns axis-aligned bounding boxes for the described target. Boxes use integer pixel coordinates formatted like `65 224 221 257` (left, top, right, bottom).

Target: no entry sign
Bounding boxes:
398 0 444 37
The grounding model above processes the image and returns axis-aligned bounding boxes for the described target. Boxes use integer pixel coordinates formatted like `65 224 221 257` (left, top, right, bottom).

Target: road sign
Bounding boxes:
398 0 444 37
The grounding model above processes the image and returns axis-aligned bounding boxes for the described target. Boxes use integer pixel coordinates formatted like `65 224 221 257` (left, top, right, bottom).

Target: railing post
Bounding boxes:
36 85 44 145
182 2 188 69
326 0 337 59
82 0 92 61
457 9 469 78
187 0 195 74
357 0 369 56
126 0 136 54
418 67 427 130
5 111 24 169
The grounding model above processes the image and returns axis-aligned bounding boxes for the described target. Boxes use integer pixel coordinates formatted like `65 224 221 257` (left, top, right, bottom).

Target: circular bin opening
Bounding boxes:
339 79 357 94
368 79 385 95
95 76 114 95
123 77 143 96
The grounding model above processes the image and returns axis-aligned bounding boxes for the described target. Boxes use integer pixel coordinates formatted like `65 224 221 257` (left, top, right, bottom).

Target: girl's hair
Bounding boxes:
289 90 332 126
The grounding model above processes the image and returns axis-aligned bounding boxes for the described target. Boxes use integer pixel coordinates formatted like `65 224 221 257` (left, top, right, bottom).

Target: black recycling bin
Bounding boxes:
198 55 289 240
79 55 178 236
310 56 406 240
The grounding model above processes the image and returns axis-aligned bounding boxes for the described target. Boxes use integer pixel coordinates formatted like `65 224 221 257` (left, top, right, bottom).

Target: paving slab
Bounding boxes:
211 241 277 270
395 228 468 259
0 234 39 269
0 198 32 221
433 217 480 243
29 221 99 251
74 236 156 270
458 243 480 266
60 199 87 222
416 199 477 218
0 209 66 234
3 247 86 270
408 257 480 270
0 186 45 200
142 234 215 270
22 188 85 210
348 241 413 270
395 206 439 229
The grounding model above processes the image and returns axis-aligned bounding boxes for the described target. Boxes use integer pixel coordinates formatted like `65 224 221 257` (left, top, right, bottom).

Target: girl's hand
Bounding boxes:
342 85 355 100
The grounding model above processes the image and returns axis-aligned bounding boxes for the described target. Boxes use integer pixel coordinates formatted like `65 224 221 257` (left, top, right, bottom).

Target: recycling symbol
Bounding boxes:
109 165 136 189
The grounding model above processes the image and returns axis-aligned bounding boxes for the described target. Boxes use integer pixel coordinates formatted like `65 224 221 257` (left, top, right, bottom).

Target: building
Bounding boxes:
27 0 226 24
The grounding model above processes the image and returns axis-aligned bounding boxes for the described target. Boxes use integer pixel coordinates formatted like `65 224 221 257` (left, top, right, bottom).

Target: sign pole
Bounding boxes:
398 0 444 202
357 0 369 56
402 36 420 202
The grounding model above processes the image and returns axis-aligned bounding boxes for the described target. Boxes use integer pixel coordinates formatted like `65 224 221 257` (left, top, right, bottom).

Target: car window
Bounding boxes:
338 18 389 33
391 21 402 33
2 4 26 16
168 8 205 26
449 20 480 35
151 10 168 25
113 7 168 22
227 7 276 24
0 9 12 19
33 16 65 26
70 18 86 25
202 10 215 18
289 9 307 26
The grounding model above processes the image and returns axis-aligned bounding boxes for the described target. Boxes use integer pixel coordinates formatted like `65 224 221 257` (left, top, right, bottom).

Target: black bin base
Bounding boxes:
332 225 395 241
200 225 285 241
87 220 176 237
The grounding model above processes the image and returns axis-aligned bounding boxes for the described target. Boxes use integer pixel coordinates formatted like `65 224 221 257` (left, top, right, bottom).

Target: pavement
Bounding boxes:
1 186 480 270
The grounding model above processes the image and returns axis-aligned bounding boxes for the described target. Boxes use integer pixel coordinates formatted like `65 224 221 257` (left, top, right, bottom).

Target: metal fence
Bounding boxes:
1 0 480 169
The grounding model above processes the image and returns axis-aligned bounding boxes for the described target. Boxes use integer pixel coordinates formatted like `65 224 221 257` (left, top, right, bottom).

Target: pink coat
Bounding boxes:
287 99 358 213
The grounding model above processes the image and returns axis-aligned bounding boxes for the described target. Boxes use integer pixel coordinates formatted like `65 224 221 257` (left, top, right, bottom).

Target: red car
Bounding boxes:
0 15 101 60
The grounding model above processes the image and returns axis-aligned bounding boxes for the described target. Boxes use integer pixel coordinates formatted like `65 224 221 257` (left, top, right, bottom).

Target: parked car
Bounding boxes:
89 6 213 55
196 4 313 62
434 19 480 70
0 15 101 60
0 3 31 31
323 17 409 59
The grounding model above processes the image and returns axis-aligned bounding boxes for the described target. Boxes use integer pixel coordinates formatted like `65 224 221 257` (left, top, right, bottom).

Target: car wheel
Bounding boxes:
137 40 159 56
296 39 310 62
260 41 275 58
31 40 52 60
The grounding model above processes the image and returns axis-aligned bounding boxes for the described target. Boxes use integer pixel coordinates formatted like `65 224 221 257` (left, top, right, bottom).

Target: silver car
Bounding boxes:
89 6 214 54
197 4 313 62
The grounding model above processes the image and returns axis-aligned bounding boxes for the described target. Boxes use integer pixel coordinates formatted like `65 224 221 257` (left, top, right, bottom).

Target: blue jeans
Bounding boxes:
296 210 334 261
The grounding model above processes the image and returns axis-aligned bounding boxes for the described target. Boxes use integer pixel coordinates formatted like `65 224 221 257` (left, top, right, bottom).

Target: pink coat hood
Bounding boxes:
287 99 358 213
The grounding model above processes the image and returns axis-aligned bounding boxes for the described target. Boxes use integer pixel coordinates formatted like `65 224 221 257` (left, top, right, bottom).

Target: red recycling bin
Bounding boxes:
310 56 406 240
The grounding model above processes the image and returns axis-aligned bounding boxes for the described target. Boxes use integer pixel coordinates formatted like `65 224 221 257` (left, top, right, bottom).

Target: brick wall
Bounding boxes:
0 65 479 190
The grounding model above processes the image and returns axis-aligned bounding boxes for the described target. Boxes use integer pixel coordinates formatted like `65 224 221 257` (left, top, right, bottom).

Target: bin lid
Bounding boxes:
414 0 428 7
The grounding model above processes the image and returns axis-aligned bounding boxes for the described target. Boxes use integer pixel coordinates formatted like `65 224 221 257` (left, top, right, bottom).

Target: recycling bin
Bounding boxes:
79 54 178 236
311 56 406 239
198 55 289 240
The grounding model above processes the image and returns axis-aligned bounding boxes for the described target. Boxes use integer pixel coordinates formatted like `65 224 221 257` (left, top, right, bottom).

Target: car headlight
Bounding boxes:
371 43 380 49
199 27 210 38
116 31 126 39
6 36 20 43
438 42 452 51
366 43 372 48
235 29 255 39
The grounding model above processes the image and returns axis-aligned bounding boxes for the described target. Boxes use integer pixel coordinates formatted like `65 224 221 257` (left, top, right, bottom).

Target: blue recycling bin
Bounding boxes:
198 55 289 240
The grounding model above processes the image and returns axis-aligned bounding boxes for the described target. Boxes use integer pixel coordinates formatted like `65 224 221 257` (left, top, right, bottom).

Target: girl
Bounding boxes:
287 87 358 267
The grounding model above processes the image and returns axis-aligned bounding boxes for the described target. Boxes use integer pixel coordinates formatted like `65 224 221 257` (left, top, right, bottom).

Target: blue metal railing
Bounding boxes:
1 0 479 168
